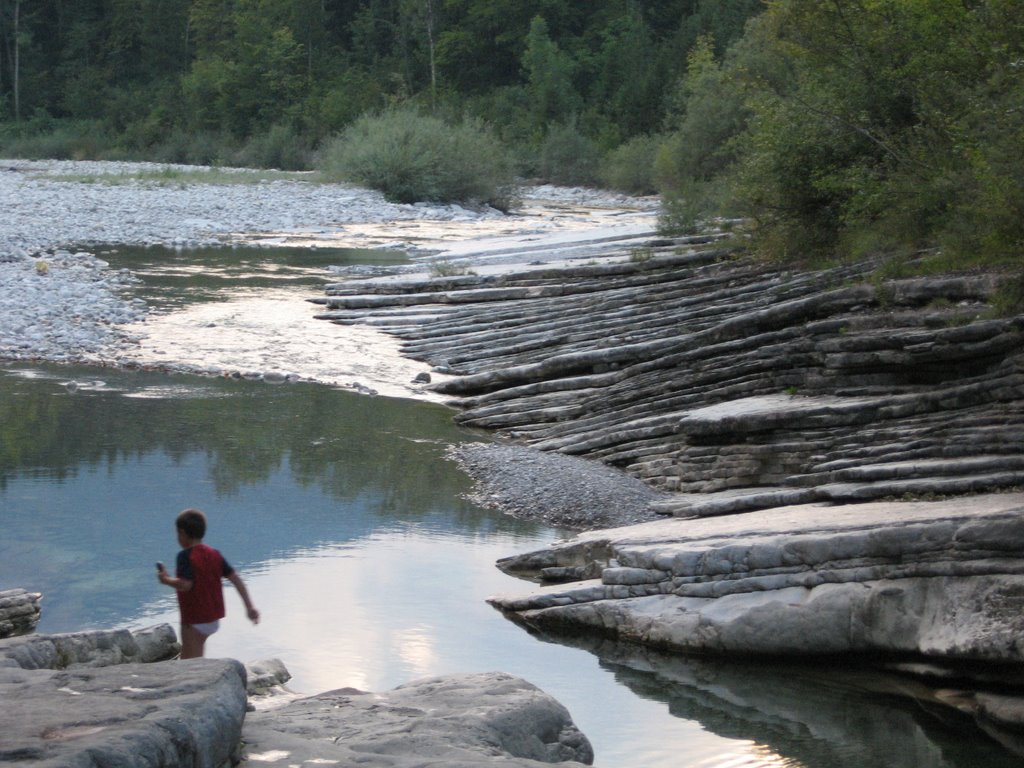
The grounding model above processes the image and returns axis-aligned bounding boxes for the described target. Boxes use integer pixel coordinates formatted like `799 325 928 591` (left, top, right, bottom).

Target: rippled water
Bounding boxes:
1 244 1019 768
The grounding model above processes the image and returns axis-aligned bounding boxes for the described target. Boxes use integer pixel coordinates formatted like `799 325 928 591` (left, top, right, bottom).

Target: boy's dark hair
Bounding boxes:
176 508 207 540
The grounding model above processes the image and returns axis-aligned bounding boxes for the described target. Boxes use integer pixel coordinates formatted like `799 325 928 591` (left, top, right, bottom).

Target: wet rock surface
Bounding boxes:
242 671 594 767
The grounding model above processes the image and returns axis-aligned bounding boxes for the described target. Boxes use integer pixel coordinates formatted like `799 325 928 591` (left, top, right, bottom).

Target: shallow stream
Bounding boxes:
1 244 1018 768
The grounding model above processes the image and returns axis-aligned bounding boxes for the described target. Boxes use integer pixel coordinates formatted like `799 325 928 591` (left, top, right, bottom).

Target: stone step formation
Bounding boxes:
313 241 1024 513
311 238 1024 757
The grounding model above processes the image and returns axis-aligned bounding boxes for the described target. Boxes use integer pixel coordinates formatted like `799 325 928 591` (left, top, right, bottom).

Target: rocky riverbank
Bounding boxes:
4 158 1024 763
0 627 593 767
0 159 654 378
314 227 1024 754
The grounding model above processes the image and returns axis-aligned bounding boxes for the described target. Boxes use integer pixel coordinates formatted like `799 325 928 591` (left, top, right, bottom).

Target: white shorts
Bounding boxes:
189 620 220 637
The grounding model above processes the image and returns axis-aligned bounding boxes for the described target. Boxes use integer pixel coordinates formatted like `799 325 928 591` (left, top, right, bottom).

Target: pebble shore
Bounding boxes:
0 159 650 372
0 159 508 366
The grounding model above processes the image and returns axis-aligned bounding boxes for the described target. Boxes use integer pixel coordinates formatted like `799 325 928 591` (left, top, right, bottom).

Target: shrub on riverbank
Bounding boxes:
318 107 517 210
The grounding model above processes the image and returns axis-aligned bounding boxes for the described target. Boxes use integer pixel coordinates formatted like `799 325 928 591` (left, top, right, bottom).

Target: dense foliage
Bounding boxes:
0 1 751 152
320 105 515 208
0 0 1021 263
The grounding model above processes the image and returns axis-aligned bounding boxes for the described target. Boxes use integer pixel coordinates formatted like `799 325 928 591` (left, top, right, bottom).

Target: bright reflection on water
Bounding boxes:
95 243 407 312
2 243 1020 768
101 244 447 400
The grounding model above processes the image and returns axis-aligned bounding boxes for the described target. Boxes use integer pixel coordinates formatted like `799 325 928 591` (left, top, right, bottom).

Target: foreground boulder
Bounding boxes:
241 671 594 767
0 625 246 767
0 629 593 768
489 493 1024 662
0 660 247 766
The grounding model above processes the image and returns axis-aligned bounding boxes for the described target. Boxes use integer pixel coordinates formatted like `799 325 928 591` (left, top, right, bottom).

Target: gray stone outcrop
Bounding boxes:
488 493 1024 662
0 660 248 767
0 626 246 767
0 589 42 638
313 246 1024 512
0 625 179 670
241 671 594 767
0 628 593 768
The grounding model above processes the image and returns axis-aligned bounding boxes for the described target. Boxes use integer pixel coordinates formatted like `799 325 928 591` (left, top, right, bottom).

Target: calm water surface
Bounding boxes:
1 245 1018 768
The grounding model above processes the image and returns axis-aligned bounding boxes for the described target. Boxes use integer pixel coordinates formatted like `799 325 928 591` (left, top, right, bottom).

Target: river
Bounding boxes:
1 242 1018 768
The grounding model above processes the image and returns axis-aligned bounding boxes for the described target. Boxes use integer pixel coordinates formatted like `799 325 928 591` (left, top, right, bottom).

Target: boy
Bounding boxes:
158 508 260 659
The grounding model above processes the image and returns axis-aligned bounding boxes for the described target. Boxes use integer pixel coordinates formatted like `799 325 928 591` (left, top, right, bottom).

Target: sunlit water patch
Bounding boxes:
96 243 407 312
97 244 448 399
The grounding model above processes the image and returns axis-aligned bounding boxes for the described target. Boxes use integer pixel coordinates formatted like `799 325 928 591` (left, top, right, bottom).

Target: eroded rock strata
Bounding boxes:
314 245 1024 512
0 589 42 638
488 494 1024 661
315 244 1024 749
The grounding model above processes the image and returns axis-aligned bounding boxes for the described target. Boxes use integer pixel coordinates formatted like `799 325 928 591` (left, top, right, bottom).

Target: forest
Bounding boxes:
0 0 1021 265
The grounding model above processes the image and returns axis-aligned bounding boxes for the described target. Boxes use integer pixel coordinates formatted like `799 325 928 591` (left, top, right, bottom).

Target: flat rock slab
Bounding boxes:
0 658 248 767
241 671 594 767
491 493 1024 662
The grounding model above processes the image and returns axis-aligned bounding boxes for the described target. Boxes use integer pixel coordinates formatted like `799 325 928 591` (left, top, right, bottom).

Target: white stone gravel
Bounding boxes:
0 158 657 375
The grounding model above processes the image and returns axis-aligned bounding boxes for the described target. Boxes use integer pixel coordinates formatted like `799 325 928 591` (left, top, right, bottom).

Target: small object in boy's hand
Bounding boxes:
156 561 165 573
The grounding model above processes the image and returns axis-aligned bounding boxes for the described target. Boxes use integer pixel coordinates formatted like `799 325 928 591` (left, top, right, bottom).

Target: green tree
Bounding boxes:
692 0 1024 262
655 34 751 229
182 0 307 135
522 15 578 135
587 10 663 139
319 104 516 208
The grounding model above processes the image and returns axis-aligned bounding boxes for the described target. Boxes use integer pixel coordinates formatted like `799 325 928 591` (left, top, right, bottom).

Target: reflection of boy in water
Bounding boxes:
157 508 260 659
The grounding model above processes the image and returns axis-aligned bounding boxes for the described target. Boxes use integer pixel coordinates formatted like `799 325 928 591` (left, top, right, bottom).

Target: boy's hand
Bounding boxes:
247 607 260 624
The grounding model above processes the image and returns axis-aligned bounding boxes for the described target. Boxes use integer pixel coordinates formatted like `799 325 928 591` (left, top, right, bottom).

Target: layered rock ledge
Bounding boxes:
0 589 42 638
314 245 1024 513
488 493 1024 661
314 245 1024 753
487 493 1024 752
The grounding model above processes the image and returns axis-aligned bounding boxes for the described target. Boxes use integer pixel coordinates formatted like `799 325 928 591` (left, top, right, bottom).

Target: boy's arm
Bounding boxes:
227 571 260 624
158 569 193 592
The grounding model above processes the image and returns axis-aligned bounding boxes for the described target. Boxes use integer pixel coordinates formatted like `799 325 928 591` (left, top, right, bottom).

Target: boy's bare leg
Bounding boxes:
179 624 207 659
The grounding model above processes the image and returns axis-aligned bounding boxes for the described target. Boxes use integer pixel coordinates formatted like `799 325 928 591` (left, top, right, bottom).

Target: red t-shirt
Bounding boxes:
175 543 234 625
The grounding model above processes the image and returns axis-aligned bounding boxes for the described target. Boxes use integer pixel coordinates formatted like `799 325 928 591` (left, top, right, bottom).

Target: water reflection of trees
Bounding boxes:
0 364 506 527
520 631 1023 768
